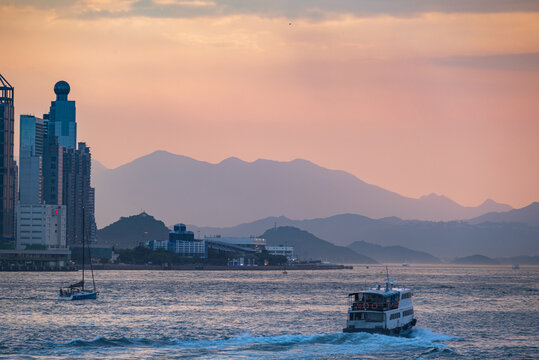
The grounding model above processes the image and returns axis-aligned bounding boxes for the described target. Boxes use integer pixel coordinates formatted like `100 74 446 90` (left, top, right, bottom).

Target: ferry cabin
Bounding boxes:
344 287 415 334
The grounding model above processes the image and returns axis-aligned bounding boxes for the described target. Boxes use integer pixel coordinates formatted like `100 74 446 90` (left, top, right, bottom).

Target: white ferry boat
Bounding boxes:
343 281 416 335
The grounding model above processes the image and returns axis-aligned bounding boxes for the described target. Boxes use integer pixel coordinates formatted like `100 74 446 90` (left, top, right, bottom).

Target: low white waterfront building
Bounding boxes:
16 204 66 249
204 236 266 251
266 245 294 259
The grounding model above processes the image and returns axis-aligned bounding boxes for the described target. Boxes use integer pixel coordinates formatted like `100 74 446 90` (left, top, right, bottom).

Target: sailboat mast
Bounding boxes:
81 208 85 290
84 207 97 291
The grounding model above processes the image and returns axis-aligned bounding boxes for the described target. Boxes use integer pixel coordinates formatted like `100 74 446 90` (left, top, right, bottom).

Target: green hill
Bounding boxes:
261 226 377 264
97 212 170 249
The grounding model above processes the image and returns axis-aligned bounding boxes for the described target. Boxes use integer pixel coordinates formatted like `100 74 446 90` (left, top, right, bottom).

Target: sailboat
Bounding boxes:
58 210 97 300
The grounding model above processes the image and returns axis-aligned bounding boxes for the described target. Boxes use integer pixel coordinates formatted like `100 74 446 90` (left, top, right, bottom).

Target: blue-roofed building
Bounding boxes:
168 224 206 258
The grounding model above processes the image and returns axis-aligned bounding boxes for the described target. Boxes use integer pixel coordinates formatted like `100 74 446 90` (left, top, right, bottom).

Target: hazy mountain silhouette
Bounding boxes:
91 159 108 176
347 241 440 264
94 209 539 259
451 254 499 265
468 202 539 227
92 150 511 228
189 213 539 259
494 255 539 265
261 226 377 264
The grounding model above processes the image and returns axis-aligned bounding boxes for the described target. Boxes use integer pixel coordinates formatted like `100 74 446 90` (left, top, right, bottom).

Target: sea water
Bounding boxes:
0 265 537 359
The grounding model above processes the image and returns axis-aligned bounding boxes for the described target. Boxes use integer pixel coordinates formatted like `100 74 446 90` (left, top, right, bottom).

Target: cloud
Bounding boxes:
5 0 539 20
432 53 539 71
1 0 77 8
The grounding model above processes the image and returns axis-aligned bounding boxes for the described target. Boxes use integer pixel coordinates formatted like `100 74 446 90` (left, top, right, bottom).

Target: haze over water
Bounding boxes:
1 265 537 359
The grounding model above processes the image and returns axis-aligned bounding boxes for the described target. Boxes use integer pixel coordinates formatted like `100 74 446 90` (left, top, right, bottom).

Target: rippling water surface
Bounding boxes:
0 265 537 359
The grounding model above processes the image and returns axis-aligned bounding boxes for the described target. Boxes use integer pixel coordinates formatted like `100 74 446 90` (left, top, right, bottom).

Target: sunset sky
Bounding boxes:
2 0 538 209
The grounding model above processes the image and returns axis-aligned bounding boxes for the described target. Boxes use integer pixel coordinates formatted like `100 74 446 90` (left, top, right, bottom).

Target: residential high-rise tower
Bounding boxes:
19 115 44 204
0 74 17 241
48 81 76 149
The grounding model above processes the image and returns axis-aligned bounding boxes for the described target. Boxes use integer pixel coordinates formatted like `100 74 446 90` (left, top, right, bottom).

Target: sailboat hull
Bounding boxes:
58 291 97 301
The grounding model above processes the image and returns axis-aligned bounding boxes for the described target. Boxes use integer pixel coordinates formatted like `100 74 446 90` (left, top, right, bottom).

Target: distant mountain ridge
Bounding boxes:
468 202 539 227
347 241 440 264
494 255 539 265
451 255 499 265
94 214 378 264
189 212 539 258
261 226 377 264
92 150 511 228
96 211 539 260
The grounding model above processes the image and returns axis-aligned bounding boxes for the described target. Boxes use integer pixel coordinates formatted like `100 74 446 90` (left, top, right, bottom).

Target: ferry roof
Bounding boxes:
348 288 410 298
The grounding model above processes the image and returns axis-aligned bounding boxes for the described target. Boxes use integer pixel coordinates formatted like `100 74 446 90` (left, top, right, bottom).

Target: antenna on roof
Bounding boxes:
386 265 389 283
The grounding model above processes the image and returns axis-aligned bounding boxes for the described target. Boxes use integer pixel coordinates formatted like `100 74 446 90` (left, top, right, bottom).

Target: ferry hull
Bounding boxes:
343 319 417 336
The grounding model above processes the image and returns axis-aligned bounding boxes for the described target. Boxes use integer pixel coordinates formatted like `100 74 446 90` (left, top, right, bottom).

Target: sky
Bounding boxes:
2 0 538 209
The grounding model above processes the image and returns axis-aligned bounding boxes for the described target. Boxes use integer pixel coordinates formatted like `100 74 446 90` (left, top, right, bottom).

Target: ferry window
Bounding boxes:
390 312 401 320
402 309 414 317
354 313 364 320
350 313 353 321
365 313 383 322
401 292 412 300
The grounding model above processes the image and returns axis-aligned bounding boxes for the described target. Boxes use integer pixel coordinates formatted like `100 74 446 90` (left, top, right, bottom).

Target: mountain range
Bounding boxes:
96 208 539 260
346 241 440 263
92 151 511 228
262 227 377 264
189 212 539 259
95 214 377 263
451 255 500 265
468 202 539 226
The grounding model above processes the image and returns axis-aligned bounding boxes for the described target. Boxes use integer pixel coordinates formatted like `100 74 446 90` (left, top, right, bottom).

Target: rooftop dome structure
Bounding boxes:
54 81 70 100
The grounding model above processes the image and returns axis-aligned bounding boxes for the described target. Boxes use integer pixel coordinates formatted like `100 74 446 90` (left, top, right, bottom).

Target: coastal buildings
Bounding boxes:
148 230 295 263
149 224 207 258
266 245 294 260
0 248 72 270
0 74 17 241
16 204 66 249
150 239 168 250
0 77 97 269
168 224 206 258
204 236 266 251
47 81 95 245
16 81 96 247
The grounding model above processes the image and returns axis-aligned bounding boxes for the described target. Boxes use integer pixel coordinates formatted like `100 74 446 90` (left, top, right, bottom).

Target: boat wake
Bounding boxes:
34 328 461 359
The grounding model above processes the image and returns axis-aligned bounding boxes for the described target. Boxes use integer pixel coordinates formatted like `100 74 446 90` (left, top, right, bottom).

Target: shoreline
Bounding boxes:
0 264 353 271
91 263 354 271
